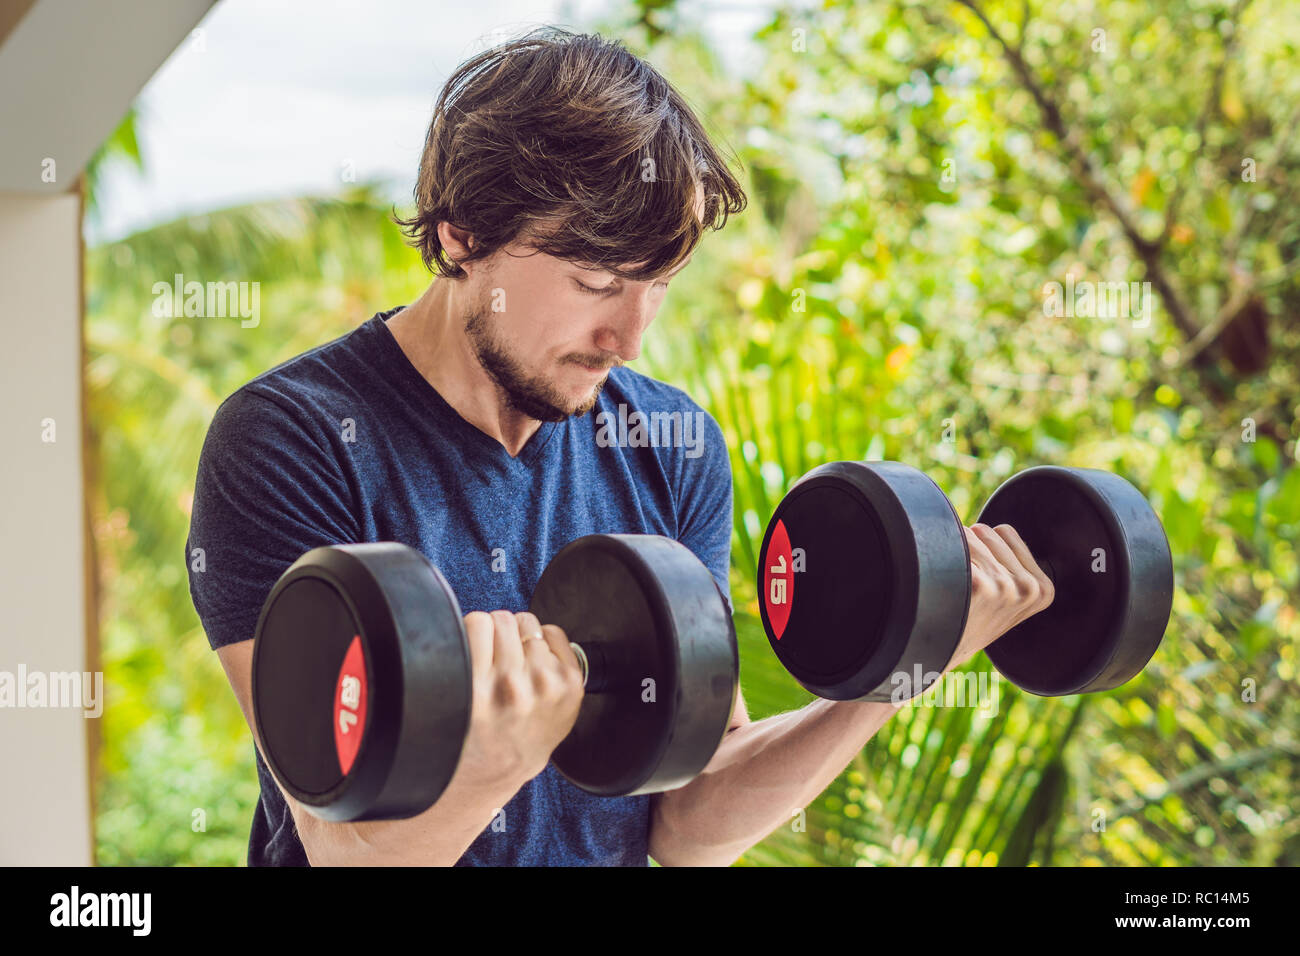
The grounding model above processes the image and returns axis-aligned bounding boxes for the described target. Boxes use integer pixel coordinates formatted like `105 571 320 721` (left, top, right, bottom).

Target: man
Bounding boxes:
186 27 1052 867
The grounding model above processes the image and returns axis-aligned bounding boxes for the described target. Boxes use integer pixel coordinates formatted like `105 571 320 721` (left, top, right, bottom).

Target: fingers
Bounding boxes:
463 611 495 682
970 524 1020 576
491 610 579 673
536 623 583 683
513 611 553 664
518 619 584 703
963 525 1003 579
466 611 537 680
489 610 526 674
989 524 1053 595
517 614 581 680
513 611 544 643
967 523 1053 609
464 610 581 688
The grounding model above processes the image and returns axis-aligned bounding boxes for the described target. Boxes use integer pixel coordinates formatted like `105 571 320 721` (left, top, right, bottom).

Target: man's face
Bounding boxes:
462 240 692 422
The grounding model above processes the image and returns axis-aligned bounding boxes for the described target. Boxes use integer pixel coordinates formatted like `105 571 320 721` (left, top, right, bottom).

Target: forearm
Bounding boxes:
294 768 528 866
649 696 902 866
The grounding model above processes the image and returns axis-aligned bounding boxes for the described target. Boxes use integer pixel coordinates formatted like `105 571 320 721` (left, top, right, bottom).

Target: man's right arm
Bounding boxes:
189 390 584 863
215 640 512 865
217 608 585 866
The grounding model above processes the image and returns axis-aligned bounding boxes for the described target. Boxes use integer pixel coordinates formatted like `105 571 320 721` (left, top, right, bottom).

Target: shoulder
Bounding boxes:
201 380 320 458
205 318 379 444
241 328 366 415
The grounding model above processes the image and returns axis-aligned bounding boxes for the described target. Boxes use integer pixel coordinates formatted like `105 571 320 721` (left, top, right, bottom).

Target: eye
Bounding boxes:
573 277 671 295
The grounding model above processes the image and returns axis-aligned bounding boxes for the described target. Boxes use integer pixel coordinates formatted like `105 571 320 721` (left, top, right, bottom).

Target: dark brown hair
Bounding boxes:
393 26 747 281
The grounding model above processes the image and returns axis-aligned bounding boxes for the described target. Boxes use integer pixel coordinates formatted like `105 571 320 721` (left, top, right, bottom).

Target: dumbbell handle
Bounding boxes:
566 641 632 694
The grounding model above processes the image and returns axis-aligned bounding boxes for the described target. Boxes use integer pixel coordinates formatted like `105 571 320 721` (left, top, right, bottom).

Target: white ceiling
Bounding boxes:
0 0 216 193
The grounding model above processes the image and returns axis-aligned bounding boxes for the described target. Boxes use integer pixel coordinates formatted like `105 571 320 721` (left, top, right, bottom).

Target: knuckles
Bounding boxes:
972 563 1052 612
530 664 576 702
494 670 533 708
1038 574 1056 608
1013 570 1041 601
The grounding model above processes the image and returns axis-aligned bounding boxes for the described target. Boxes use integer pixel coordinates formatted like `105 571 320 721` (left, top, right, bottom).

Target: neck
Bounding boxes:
386 279 544 457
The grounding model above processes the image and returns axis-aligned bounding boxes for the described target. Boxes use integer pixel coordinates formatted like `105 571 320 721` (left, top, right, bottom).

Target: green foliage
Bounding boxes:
83 106 144 229
638 0 1300 866
95 715 260 866
89 0 1298 865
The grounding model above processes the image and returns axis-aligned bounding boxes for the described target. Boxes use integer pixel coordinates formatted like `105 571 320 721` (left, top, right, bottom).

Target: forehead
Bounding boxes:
570 254 693 275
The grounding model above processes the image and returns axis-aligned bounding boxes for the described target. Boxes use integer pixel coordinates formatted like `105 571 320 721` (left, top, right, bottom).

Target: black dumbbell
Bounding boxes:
756 462 1173 700
251 534 738 822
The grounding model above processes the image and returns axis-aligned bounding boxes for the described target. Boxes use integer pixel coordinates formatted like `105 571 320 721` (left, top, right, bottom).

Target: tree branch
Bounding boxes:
1179 262 1255 365
953 0 1205 345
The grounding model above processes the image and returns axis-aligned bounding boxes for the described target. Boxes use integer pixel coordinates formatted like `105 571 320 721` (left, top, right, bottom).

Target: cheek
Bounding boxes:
508 306 584 361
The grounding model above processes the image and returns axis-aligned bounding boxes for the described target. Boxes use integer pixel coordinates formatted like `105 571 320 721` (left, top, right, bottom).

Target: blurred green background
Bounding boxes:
85 0 1298 865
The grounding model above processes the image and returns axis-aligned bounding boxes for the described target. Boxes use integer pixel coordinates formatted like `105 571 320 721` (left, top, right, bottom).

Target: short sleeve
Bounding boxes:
185 388 361 649
673 406 734 615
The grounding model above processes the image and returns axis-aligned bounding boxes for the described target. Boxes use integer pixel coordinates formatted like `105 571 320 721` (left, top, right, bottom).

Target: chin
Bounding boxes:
570 382 606 417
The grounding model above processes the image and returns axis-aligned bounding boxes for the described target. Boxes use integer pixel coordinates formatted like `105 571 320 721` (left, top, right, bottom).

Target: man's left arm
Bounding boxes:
650 408 1051 863
648 690 901 866
647 406 905 866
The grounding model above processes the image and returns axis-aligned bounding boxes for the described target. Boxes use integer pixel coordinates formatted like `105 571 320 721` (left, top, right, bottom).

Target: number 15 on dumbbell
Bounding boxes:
757 461 1174 701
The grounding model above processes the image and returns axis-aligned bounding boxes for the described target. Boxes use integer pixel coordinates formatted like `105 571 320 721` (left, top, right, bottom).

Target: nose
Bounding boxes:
593 287 658 362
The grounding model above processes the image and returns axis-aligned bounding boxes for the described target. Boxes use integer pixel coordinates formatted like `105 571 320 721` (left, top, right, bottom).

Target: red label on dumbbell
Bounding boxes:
763 519 794 639
333 635 367 776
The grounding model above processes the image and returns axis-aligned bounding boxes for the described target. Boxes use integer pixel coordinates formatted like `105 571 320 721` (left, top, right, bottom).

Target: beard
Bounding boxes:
464 304 610 423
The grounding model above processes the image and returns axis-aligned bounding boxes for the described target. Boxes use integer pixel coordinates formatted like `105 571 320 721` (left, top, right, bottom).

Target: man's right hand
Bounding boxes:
451 610 587 791
945 523 1056 672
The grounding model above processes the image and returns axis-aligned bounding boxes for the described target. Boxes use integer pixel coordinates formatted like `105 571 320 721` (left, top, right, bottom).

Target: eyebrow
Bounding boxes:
576 255 694 279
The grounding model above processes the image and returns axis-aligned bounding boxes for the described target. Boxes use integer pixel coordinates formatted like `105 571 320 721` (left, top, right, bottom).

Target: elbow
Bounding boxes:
649 798 747 867
289 804 349 867
650 838 746 867
293 809 331 866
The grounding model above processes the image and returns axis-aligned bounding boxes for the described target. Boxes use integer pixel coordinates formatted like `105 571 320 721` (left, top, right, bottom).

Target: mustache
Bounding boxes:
569 355 624 370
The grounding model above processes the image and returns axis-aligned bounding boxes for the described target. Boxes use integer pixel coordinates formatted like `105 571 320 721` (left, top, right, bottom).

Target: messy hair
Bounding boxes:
393 26 748 281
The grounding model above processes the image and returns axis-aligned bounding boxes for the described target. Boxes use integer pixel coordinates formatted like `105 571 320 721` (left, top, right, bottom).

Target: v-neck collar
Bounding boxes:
365 307 559 467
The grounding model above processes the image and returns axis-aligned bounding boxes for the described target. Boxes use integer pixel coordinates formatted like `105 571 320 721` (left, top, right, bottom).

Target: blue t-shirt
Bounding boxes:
185 306 734 866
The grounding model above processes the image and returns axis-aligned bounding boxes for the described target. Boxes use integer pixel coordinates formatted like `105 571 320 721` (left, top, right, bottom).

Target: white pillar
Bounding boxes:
0 191 93 865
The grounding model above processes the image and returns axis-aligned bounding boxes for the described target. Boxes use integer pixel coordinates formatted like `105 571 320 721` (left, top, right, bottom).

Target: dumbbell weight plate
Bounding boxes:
976 466 1173 696
756 461 971 701
251 544 472 822
531 534 739 796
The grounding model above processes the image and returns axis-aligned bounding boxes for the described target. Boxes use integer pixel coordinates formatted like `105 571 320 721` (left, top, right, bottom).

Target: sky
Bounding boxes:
87 0 781 245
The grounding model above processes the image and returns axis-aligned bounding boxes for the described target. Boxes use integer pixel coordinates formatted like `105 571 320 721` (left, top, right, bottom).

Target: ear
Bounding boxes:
437 221 476 269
